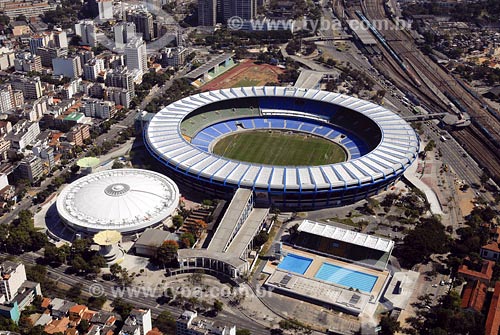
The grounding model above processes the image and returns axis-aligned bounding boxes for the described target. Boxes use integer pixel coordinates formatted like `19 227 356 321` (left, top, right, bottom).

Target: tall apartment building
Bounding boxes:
36 46 68 67
0 262 26 302
125 37 147 75
198 0 256 26
83 58 105 81
83 98 115 119
11 75 43 100
29 33 51 54
114 22 137 48
75 20 97 47
106 87 132 108
0 84 14 113
53 31 68 49
97 0 113 20
14 53 42 73
52 56 82 78
17 155 43 182
176 310 236 335
126 9 154 41
105 68 135 95
198 0 216 26
6 120 41 150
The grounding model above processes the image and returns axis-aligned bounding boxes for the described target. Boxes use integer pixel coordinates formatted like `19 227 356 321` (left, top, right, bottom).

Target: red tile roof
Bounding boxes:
460 280 487 312
482 242 500 253
485 282 500 335
41 297 51 309
458 259 495 283
146 328 163 335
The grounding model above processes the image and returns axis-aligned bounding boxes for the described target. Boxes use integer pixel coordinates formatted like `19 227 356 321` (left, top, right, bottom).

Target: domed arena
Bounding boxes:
56 169 180 234
145 86 419 209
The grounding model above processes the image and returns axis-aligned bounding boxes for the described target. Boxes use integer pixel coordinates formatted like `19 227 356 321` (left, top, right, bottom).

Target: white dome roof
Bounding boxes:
56 169 180 233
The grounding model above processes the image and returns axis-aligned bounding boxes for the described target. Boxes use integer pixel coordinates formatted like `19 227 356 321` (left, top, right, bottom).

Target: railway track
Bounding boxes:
357 0 500 179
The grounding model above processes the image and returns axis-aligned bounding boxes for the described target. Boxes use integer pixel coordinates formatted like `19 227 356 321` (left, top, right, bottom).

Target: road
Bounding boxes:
17 252 270 335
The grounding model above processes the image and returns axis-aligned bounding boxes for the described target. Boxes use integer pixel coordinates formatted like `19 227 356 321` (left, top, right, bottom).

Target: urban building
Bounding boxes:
198 0 216 26
13 53 42 73
161 47 187 67
53 31 68 49
121 309 152 335
126 9 154 41
52 56 82 79
17 155 44 182
105 68 135 94
114 22 137 48
83 58 105 81
82 98 115 119
125 37 147 75
6 120 41 150
0 262 26 302
106 87 132 108
29 33 50 54
0 48 15 70
97 0 113 20
75 20 97 47
0 0 52 20
176 310 236 335
11 75 43 99
36 46 68 67
66 124 90 146
0 85 14 113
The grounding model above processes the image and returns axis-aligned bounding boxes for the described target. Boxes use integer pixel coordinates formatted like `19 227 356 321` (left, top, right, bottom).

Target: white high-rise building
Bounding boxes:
53 31 68 49
75 20 97 47
83 58 105 81
0 84 14 113
52 56 82 78
114 22 136 49
97 0 113 20
125 37 147 75
0 262 27 302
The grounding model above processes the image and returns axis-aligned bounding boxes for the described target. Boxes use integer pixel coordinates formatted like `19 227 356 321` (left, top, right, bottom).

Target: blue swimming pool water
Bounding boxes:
314 263 378 293
277 254 313 275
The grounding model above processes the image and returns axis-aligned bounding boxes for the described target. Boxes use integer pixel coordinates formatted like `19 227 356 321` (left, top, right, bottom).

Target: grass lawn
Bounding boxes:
212 130 346 166
232 78 261 87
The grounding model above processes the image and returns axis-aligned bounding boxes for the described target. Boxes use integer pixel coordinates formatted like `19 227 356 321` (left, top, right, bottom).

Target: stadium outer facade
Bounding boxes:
145 86 419 209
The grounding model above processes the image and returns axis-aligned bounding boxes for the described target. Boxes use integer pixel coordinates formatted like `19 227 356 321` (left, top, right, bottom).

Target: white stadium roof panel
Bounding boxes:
145 87 419 192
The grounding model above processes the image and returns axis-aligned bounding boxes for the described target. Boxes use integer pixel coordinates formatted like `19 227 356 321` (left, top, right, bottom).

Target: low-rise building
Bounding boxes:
134 229 178 257
11 75 43 100
66 124 90 146
6 120 41 150
458 258 495 284
14 53 42 73
176 310 235 335
82 98 115 119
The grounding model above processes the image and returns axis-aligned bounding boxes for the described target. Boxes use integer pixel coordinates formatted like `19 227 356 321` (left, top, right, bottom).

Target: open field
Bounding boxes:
212 130 346 166
201 60 283 91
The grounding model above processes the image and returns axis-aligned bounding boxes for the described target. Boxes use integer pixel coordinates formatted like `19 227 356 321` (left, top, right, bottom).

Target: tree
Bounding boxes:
110 263 122 278
156 240 179 267
252 231 269 248
213 299 224 312
154 310 176 333
112 298 133 320
67 284 82 301
191 220 207 239
172 215 184 229
77 319 90 333
87 295 107 310
71 255 89 273
180 232 196 248
379 315 401 335
70 164 80 174
112 161 125 169
236 330 252 335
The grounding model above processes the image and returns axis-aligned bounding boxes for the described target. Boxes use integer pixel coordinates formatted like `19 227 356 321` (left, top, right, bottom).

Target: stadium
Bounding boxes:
56 169 180 234
145 86 419 209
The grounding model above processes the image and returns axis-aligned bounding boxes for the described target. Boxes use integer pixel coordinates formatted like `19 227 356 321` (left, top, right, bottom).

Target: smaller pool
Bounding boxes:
315 263 378 293
278 254 313 275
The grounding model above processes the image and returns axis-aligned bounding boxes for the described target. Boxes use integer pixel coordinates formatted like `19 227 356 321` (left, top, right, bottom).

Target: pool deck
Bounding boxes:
263 245 390 315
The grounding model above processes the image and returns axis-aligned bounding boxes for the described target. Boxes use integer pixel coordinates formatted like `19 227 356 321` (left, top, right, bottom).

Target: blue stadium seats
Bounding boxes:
253 119 267 128
269 118 285 128
212 124 231 134
299 123 315 132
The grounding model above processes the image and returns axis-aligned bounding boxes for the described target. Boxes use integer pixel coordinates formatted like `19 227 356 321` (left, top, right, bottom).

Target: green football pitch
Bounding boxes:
212 130 347 166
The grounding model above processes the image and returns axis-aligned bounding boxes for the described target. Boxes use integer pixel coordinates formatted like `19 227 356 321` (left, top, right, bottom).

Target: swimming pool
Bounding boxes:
277 254 313 275
314 263 378 292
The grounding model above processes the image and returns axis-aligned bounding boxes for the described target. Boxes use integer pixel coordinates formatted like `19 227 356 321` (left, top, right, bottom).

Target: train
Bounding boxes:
444 91 468 114
471 118 500 149
355 10 422 87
